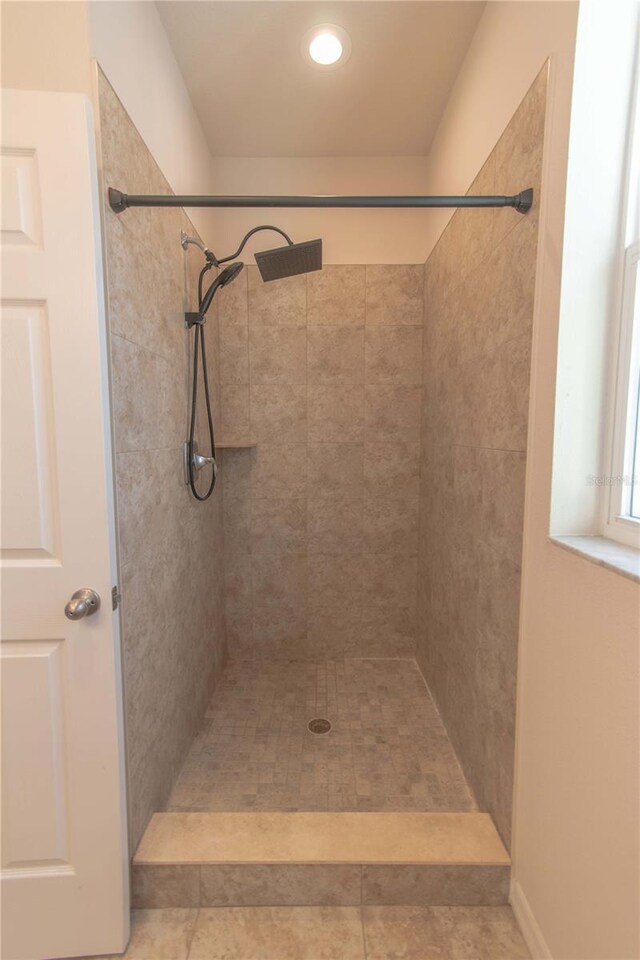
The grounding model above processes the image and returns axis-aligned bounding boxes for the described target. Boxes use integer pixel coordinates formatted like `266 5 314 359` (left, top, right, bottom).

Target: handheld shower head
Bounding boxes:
218 262 244 288
200 262 244 316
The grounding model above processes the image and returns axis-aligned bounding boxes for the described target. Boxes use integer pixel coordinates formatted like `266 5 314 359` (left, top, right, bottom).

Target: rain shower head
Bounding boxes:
212 225 323 282
255 238 323 282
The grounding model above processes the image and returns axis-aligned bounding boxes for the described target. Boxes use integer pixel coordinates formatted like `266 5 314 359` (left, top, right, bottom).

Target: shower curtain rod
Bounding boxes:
108 187 533 214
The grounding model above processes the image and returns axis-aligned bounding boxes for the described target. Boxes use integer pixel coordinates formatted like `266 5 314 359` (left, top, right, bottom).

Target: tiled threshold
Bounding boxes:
132 812 510 908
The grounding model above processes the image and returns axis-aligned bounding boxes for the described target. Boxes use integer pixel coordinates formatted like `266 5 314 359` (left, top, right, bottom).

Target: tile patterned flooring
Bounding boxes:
165 659 476 813
91 905 531 959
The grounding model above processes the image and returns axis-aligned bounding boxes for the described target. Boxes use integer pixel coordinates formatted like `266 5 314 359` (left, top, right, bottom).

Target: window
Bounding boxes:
606 242 640 545
605 60 640 548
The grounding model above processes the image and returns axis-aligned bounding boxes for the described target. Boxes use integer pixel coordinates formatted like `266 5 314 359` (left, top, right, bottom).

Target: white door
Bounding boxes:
1 89 129 960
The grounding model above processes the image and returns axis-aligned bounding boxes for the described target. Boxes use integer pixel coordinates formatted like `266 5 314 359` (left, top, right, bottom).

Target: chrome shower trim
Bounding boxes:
183 440 218 486
180 230 217 265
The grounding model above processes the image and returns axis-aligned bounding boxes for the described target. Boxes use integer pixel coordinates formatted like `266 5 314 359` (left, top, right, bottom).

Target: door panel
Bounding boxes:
1 302 60 561
1 89 129 960
1 640 69 870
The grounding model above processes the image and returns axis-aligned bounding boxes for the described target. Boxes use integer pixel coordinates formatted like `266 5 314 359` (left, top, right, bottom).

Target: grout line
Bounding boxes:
185 904 199 960
360 869 369 960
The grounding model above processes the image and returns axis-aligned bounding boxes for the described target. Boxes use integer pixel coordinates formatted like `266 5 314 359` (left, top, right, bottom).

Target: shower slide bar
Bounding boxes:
108 187 533 214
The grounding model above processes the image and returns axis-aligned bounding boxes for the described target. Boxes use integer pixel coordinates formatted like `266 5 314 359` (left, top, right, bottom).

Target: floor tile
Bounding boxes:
165 659 475 813
362 905 530 959
96 909 198 960
187 906 366 959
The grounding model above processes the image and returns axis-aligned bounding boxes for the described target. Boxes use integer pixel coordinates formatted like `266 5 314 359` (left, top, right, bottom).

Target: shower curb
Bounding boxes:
131 812 510 908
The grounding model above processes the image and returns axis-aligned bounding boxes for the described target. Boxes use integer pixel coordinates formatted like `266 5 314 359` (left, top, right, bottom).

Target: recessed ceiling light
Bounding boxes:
301 24 352 70
309 32 342 66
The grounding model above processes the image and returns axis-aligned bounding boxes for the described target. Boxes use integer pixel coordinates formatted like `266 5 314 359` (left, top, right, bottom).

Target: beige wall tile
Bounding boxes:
220 383 251 439
251 444 307 500
248 265 306 326
364 442 420 500
307 265 366 326
218 267 248 325
366 265 424 325
416 73 544 852
219 322 249 384
426 155 497 301
116 450 177 570
358 625 416 658
100 71 226 853
308 500 364 557
214 230 425 659
221 447 253 501
250 326 307 384
307 444 364 500
363 498 419 556
307 327 365 384
478 448 526 566
200 864 362 906
224 565 253 652
252 552 308 611
105 216 183 361
462 333 531 451
365 385 422 442
250 384 307 442
363 554 418 641
251 498 307 556
308 554 364 612
365 327 423 385
131 865 200 908
494 63 547 245
308 385 365 443
361 864 509 906
306 616 364 659
111 336 160 454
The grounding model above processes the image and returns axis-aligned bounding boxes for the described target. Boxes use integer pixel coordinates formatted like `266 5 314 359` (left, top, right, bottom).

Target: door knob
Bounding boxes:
65 588 101 621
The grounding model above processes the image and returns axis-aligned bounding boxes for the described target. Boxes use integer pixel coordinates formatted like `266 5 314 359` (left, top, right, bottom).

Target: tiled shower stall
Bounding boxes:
98 61 546 855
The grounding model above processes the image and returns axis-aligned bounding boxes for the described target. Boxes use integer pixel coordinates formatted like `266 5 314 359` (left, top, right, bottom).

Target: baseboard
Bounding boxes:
510 878 553 960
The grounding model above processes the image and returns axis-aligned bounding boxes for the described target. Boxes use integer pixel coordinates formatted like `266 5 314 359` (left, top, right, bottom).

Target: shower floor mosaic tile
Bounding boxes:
165 659 476 813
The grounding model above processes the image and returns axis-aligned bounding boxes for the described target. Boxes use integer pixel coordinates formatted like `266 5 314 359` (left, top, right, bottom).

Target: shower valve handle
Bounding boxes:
193 452 218 477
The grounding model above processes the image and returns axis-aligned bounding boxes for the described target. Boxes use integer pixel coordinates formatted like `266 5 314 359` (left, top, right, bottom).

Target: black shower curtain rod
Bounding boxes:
108 187 533 214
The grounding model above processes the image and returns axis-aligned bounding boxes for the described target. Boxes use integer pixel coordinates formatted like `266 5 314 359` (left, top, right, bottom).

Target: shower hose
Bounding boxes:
187 262 217 501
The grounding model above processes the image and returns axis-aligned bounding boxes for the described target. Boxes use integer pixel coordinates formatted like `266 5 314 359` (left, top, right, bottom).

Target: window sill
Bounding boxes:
550 535 640 584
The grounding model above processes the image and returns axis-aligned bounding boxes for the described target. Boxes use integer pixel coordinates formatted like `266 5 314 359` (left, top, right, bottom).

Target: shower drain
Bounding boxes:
307 718 332 735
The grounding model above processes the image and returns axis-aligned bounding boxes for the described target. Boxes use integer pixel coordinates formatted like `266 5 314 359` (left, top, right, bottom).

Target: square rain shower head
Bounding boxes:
255 238 323 282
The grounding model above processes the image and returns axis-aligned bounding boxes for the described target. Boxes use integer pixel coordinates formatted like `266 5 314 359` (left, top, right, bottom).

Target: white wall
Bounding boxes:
208 155 429 264
210 2 581 265
1 0 217 241
1 1 92 94
420 1 579 260
86 1 217 241
513 3 640 956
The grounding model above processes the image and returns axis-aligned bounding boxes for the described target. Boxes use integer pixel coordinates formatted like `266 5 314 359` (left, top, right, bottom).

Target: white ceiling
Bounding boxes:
157 1 485 158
